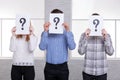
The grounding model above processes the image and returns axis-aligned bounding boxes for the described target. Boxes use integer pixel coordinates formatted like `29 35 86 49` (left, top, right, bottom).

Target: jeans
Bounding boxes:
83 72 107 80
11 65 35 80
44 62 69 80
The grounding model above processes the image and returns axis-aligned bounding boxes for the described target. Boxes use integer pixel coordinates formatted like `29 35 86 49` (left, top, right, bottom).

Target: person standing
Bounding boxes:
9 23 37 80
78 17 114 80
39 9 76 80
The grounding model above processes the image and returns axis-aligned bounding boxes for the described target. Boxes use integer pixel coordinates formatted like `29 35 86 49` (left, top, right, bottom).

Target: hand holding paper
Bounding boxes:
85 28 91 38
11 27 16 36
16 14 30 35
102 29 107 38
44 22 50 32
62 22 70 32
49 13 64 34
89 15 103 36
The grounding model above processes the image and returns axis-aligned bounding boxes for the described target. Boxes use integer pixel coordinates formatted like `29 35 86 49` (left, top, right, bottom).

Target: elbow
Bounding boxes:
107 52 114 56
107 51 114 56
29 44 37 52
69 43 76 50
9 48 15 52
78 49 85 55
69 46 76 50
106 48 114 56
39 47 45 50
9 45 16 52
29 48 35 52
39 44 46 50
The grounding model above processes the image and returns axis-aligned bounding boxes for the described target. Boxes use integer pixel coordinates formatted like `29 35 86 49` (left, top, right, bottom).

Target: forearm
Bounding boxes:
39 31 48 50
78 33 87 55
28 35 38 52
9 36 16 52
65 31 76 50
105 34 114 56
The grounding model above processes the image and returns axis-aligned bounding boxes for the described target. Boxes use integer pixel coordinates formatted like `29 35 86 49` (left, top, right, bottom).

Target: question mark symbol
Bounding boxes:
19 18 26 30
53 17 60 29
93 19 99 32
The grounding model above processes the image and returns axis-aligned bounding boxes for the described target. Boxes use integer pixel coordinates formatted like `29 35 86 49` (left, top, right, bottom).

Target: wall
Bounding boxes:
0 0 44 18
45 0 71 27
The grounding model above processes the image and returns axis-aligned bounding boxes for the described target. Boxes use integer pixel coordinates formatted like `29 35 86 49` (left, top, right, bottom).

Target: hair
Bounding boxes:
51 9 63 13
16 35 30 42
92 13 99 16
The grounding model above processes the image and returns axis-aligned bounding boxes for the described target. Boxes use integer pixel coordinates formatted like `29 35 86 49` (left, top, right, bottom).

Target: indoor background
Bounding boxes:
0 0 120 80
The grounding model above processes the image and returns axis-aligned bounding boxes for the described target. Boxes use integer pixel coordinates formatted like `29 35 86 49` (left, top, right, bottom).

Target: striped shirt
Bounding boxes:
78 33 114 76
39 31 76 64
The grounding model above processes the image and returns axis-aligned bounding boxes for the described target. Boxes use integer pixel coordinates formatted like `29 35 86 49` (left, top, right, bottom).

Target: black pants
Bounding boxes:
44 62 69 80
11 65 35 80
83 72 107 80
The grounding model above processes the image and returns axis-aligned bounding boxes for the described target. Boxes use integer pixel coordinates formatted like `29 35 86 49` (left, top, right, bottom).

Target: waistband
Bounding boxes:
46 62 67 66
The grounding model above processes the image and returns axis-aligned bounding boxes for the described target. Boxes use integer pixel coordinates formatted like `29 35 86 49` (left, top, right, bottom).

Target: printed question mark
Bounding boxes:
19 18 26 30
93 19 99 32
53 17 60 29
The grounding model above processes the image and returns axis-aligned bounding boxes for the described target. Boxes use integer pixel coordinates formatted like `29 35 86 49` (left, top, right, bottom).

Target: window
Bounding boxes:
31 19 45 58
2 20 15 57
116 20 120 58
71 20 88 58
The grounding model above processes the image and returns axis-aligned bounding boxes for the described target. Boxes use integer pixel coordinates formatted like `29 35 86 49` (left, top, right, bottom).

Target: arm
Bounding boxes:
28 24 38 51
9 27 16 52
9 36 16 52
28 35 38 52
102 29 114 56
104 34 114 56
39 31 48 50
63 23 76 50
78 29 90 55
39 22 50 50
65 31 76 50
78 33 87 55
